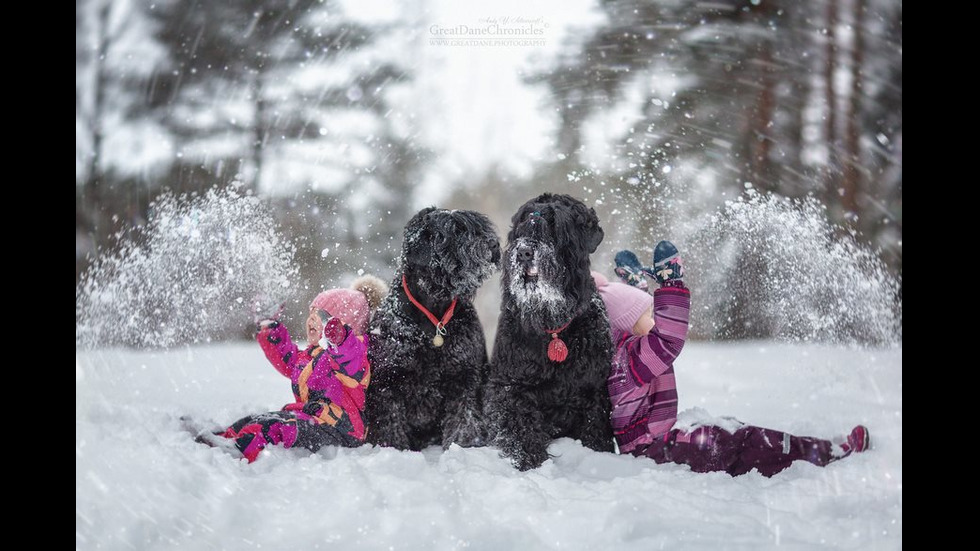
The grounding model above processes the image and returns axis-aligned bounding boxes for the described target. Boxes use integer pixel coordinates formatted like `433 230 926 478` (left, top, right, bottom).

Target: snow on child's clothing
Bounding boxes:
608 283 689 453
223 322 369 462
639 422 840 477
598 271 850 477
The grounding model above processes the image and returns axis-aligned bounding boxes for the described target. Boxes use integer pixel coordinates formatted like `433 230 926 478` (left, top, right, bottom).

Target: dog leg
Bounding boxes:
365 387 414 450
441 397 487 449
487 390 553 470
573 393 616 453
440 358 489 448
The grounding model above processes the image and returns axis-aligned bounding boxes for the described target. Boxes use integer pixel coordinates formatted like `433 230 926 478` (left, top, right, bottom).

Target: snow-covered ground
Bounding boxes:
76 341 901 550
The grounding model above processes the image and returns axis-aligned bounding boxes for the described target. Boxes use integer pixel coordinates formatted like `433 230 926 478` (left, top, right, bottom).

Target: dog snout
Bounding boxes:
489 240 502 266
517 247 534 263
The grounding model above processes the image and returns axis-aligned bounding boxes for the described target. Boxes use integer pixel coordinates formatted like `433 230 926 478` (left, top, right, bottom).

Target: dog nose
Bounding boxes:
517 248 534 262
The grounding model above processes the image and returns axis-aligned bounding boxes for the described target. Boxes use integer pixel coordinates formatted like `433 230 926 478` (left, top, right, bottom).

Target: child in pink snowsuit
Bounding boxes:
221 276 387 462
599 243 869 477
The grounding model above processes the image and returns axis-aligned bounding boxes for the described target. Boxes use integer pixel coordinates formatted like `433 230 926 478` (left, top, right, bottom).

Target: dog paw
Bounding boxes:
510 447 550 471
443 422 488 449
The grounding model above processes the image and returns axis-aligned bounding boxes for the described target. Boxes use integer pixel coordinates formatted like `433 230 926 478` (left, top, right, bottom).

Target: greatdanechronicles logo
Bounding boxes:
428 16 548 47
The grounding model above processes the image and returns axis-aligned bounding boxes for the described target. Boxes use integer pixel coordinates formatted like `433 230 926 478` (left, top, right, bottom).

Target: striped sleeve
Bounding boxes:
625 284 691 384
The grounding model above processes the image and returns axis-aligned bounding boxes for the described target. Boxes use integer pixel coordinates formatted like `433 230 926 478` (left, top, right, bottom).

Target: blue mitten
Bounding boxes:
614 250 649 290
644 240 684 286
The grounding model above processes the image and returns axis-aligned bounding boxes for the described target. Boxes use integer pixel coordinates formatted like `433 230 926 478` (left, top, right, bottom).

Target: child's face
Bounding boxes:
631 307 655 336
307 308 325 345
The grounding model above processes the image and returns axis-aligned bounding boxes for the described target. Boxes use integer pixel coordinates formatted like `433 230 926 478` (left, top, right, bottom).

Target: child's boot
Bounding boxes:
839 425 871 456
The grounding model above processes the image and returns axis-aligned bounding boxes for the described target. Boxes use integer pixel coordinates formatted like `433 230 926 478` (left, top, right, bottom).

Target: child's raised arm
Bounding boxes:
624 283 691 384
256 321 308 379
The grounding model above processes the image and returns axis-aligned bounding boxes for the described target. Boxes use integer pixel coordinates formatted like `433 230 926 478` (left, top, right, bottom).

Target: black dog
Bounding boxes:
366 207 500 451
485 193 614 470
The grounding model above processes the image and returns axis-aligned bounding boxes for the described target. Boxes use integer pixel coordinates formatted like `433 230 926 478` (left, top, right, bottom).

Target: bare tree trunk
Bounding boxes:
557 106 583 163
85 0 112 221
841 0 865 217
250 70 266 193
749 36 776 192
823 0 839 198
786 61 808 196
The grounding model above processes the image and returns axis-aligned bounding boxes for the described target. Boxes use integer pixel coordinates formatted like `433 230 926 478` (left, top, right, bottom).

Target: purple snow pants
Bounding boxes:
635 424 838 477
223 411 360 463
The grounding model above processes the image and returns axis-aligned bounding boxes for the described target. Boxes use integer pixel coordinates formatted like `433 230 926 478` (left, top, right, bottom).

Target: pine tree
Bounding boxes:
148 0 374 192
535 0 901 338
77 0 167 277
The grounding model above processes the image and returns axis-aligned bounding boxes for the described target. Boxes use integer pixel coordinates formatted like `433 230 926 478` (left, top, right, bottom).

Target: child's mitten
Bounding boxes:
252 293 285 328
645 240 684 286
320 316 349 349
614 250 649 290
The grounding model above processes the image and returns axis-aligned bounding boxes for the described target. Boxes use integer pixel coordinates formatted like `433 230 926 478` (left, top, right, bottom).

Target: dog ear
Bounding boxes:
489 237 502 267
588 225 604 253
586 207 604 253
466 211 502 267
565 201 604 254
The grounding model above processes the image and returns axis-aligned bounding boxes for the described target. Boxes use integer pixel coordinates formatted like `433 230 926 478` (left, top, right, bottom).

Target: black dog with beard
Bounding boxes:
485 193 614 470
366 207 501 451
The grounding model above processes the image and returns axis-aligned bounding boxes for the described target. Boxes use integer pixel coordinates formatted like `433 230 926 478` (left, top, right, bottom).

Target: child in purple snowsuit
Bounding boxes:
218 276 387 462
597 243 869 477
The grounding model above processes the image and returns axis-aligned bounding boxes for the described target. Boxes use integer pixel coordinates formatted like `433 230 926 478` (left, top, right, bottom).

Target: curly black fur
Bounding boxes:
485 193 615 470
366 207 501 451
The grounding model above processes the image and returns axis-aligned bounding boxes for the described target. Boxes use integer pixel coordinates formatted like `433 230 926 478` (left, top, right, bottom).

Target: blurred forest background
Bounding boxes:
76 0 901 342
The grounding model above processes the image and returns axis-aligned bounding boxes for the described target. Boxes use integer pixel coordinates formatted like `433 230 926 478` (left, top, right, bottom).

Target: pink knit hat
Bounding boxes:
592 271 654 334
310 275 388 336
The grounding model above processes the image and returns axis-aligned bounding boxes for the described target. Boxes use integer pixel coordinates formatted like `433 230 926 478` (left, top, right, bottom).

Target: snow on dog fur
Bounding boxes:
366 207 500 451
486 193 615 471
